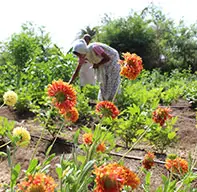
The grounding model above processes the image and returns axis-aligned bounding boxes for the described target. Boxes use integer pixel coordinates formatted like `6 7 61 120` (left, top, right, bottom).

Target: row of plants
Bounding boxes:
0 49 196 149
0 81 196 191
0 52 196 191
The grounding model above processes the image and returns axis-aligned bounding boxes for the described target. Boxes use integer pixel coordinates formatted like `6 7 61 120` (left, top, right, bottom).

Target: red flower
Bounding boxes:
165 157 188 175
17 173 56 192
93 163 140 192
83 133 93 145
47 79 77 111
152 106 172 126
96 142 106 153
142 152 155 170
63 107 79 123
96 101 119 119
119 52 143 80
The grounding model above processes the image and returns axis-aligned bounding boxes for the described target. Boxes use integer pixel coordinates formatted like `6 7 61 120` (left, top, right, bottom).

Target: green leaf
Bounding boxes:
6 146 12 167
145 171 151 186
41 164 51 173
168 132 176 139
56 167 62 179
73 129 80 144
26 159 38 174
11 163 21 188
43 153 56 166
45 144 53 156
136 129 145 135
81 126 92 134
77 155 86 164
0 152 7 157
77 160 95 185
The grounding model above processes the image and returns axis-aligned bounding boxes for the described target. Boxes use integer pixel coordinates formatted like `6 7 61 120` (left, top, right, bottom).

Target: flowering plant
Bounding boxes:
119 52 143 80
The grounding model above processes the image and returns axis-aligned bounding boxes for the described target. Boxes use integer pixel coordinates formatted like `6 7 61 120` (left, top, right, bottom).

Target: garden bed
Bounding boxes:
0 99 196 191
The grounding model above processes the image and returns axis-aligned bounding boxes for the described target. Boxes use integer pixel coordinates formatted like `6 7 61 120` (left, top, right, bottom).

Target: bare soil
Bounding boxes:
0 99 196 191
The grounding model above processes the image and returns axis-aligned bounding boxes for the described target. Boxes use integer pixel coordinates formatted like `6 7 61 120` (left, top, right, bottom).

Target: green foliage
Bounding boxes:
146 117 178 153
75 86 93 120
116 80 161 111
0 22 77 113
160 86 184 105
184 81 197 109
0 117 15 136
102 104 151 147
97 13 158 69
97 4 197 72
81 84 99 100
77 26 98 39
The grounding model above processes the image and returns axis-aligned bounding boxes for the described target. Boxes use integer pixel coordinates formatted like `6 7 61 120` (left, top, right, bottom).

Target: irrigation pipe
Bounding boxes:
29 134 197 172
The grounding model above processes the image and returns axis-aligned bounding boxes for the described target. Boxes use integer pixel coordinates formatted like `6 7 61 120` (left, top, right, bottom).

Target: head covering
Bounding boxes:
73 39 88 54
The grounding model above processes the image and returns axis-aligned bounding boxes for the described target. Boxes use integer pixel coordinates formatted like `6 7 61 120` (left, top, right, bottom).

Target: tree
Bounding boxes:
77 26 98 39
96 13 159 69
95 4 197 72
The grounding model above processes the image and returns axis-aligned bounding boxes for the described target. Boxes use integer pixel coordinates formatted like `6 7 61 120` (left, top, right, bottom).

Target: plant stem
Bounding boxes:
30 107 53 161
46 122 65 156
0 103 5 109
112 78 122 103
118 123 153 163
0 141 11 149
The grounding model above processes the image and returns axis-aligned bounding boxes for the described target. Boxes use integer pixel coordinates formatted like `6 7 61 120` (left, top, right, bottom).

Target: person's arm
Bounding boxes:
92 45 110 69
68 62 82 84
69 56 86 84
93 52 110 69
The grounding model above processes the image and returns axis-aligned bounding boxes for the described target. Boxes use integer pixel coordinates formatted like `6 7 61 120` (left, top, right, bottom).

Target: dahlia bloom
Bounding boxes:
17 173 56 192
47 79 77 111
165 157 188 174
152 106 172 126
142 152 155 170
96 101 119 119
12 127 31 147
3 90 18 106
83 133 93 145
63 107 79 123
96 142 106 153
94 163 140 192
119 52 143 80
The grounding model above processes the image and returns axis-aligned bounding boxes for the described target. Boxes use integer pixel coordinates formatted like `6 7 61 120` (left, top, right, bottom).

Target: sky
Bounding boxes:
1 0 197 52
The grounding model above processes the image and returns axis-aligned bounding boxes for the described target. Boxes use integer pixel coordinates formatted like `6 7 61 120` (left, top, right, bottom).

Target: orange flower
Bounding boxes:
142 152 155 170
93 163 140 192
96 101 119 119
63 107 79 123
47 79 77 111
96 142 106 153
152 106 172 126
17 173 56 192
121 166 141 190
83 133 93 145
165 157 188 174
119 52 143 80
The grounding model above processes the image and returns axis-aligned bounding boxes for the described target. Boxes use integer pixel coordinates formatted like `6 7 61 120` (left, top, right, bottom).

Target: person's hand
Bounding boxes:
79 57 87 64
93 63 99 69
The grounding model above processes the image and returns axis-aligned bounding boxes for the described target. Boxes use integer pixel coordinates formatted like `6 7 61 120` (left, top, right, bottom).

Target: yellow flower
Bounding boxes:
3 90 18 106
12 127 31 147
